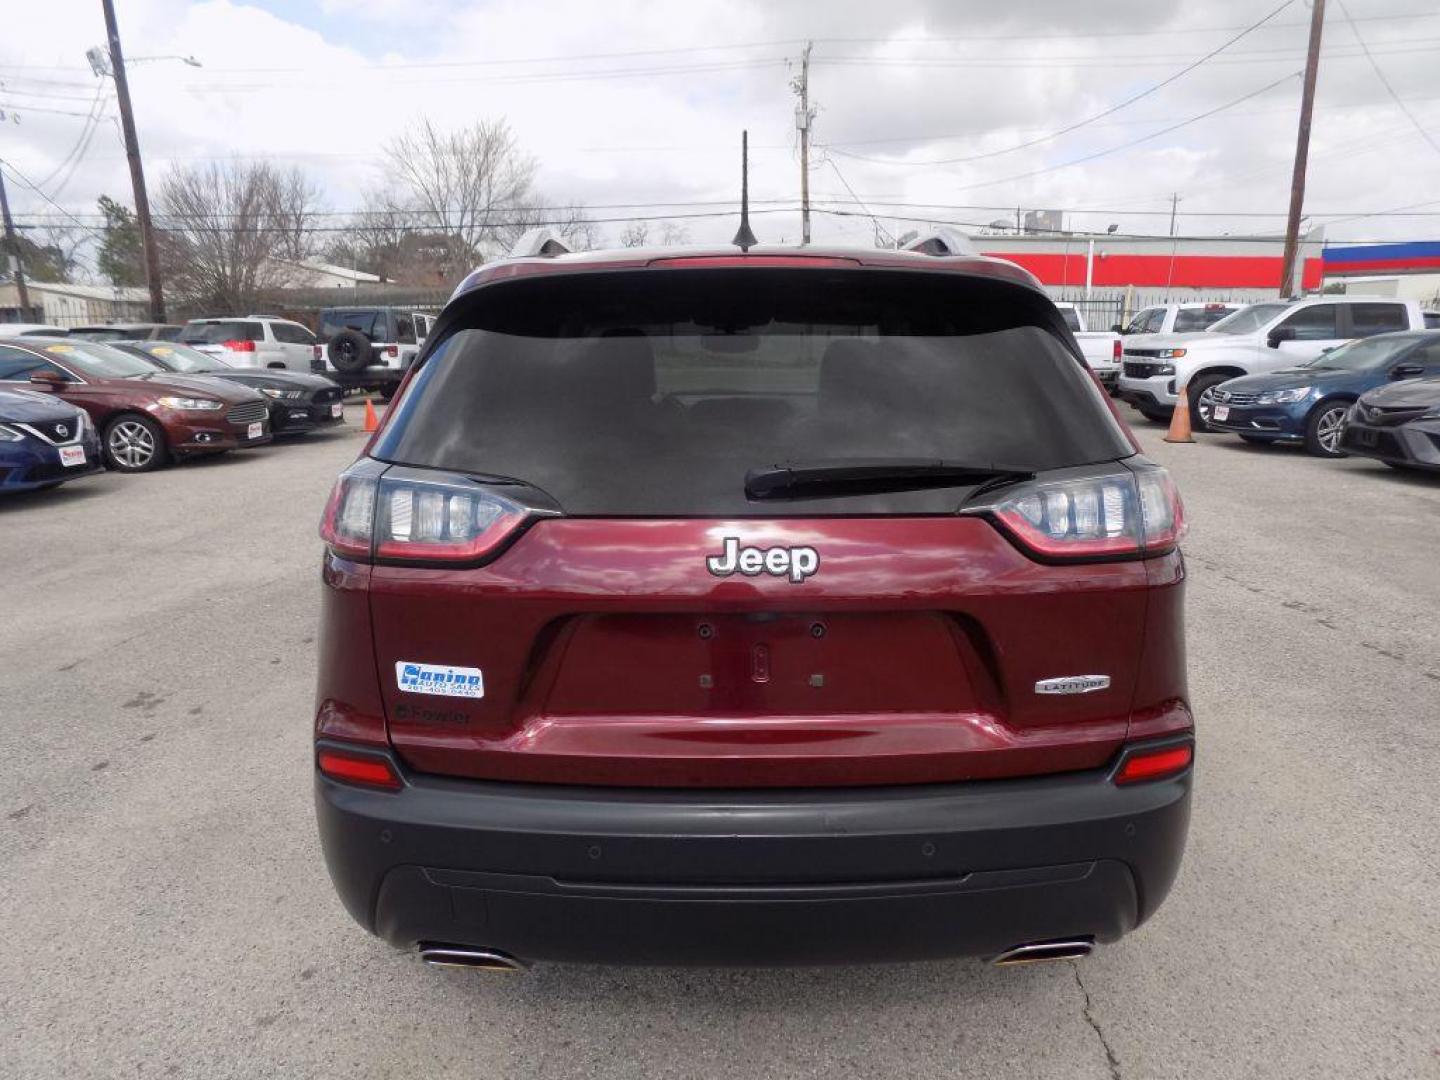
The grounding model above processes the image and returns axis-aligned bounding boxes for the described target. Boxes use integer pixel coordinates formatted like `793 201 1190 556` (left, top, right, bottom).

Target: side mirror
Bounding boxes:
29 371 66 390
1267 327 1297 348
1390 363 1425 379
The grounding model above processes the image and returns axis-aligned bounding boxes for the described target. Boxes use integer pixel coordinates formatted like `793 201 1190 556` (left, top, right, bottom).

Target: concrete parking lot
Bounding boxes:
1 402 1437 1080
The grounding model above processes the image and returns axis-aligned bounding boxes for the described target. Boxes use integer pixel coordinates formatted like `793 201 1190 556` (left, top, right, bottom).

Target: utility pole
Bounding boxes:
1279 0 1325 299
1168 193 1181 237
792 42 814 245
102 0 166 321
0 167 31 319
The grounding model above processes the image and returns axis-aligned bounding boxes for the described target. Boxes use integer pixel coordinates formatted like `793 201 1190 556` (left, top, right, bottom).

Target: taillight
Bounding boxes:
223 339 256 352
1115 743 1193 785
313 344 321 360
320 466 538 565
1112 339 1122 360
317 747 402 790
990 467 1185 561
385 345 398 357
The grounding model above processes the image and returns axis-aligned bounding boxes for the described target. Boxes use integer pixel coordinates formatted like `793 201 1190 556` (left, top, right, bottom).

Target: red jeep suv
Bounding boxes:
314 242 1193 969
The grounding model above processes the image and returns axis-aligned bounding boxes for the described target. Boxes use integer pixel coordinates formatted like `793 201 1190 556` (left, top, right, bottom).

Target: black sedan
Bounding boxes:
113 341 346 435
1340 376 1440 473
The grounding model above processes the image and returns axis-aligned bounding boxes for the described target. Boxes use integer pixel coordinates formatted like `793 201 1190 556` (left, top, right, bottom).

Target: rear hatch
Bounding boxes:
342 265 1176 786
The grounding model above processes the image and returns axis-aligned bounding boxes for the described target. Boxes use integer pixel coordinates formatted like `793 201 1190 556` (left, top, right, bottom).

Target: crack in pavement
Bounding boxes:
1072 962 1121 1080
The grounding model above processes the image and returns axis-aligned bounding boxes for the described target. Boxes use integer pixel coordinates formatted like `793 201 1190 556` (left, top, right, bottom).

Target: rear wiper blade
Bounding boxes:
744 458 1033 500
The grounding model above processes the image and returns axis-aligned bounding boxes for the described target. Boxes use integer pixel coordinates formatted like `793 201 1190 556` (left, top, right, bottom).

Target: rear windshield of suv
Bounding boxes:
181 321 262 344
374 268 1132 516
321 310 389 340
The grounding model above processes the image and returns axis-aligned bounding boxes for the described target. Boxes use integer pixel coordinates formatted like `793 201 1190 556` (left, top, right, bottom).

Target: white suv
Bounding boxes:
179 317 318 373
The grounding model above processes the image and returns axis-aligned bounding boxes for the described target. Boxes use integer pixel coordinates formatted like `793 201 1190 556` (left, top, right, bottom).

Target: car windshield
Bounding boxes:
37 340 159 379
374 269 1132 517
1208 303 1290 334
1058 308 1081 333
134 342 226 373
1303 336 1416 371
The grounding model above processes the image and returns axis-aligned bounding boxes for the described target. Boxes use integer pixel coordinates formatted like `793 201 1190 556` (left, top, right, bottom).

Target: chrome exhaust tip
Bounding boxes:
419 944 527 972
991 938 1094 966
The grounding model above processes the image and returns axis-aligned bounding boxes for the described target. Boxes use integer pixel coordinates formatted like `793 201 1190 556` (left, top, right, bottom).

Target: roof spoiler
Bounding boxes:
902 228 979 257
508 228 572 258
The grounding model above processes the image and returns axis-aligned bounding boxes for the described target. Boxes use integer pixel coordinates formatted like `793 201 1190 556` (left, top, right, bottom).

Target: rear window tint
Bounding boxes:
1174 307 1232 332
182 321 261 344
321 310 388 340
374 269 1131 517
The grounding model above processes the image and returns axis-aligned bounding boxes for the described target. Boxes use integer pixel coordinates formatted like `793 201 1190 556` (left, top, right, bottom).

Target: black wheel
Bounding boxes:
327 328 373 374
1303 400 1350 458
103 414 168 473
379 384 398 403
1238 435 1272 445
1186 375 1230 433
1138 407 1172 424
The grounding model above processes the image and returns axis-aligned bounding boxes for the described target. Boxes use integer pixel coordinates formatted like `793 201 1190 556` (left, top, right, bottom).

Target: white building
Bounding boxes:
0 281 151 327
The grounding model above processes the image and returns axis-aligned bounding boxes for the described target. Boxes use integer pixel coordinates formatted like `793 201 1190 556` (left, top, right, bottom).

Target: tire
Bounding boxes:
1186 375 1230 433
1303 400 1351 458
379 384 398 402
103 414 168 473
1138 407 1172 424
327 329 373 374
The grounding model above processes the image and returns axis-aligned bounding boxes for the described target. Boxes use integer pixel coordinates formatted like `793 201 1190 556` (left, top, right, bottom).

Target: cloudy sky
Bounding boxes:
2 0 1438 271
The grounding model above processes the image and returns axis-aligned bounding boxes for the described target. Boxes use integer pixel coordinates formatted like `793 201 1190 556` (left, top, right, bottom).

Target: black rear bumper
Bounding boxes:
315 739 1192 966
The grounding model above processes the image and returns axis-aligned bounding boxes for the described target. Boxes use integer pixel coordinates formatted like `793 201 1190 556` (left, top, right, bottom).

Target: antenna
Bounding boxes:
731 130 758 252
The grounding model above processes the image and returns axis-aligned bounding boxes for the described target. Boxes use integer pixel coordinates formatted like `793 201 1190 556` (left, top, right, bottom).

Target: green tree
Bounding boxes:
1 235 71 283
96 195 146 286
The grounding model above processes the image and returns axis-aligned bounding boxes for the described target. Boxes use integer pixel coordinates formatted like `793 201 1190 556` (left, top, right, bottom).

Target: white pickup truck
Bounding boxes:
1054 303 1122 390
1117 296 1429 430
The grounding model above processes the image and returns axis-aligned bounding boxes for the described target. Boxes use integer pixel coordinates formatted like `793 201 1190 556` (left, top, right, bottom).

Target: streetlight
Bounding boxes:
86 47 202 76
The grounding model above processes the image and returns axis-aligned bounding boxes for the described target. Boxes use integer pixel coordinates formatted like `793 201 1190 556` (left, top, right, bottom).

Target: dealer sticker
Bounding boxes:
247 421 263 440
396 661 485 699
59 446 86 467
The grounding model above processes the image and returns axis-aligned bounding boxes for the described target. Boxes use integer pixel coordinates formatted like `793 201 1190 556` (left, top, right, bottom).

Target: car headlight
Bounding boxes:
1156 348 1186 359
1254 387 1310 404
1422 406 1440 419
1155 363 1176 376
259 386 284 399
156 396 224 411
0 422 25 442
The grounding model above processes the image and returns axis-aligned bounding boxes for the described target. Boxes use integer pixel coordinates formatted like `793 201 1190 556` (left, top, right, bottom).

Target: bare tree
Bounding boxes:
156 161 323 312
658 220 691 246
619 221 650 248
492 202 603 253
379 117 537 276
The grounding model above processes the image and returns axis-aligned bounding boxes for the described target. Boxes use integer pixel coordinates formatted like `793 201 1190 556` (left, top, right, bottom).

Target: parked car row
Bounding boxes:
1111 299 1440 472
0 334 347 495
3 304 435 400
1116 295 1431 430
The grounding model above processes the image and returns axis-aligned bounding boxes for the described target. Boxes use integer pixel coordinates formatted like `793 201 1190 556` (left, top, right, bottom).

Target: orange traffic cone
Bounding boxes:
362 399 380 433
1164 386 1195 444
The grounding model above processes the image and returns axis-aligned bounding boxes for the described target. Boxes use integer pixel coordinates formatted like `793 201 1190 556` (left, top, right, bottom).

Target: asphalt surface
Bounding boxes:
1 402 1437 1080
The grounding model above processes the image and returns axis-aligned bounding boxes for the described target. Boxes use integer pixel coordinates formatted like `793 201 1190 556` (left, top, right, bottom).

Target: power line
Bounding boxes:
832 70 1299 195
821 158 894 246
1336 0 1440 160
823 0 1293 168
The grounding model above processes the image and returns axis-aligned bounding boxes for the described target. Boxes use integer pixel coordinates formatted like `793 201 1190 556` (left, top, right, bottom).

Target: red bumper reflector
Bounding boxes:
317 749 402 790
1115 744 1192 785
